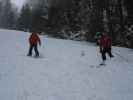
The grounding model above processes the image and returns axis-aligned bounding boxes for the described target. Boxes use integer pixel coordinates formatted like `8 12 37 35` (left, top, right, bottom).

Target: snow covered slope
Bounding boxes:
0 29 133 100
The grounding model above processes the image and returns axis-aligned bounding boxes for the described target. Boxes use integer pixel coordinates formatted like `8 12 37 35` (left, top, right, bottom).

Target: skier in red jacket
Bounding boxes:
99 33 114 63
27 32 41 57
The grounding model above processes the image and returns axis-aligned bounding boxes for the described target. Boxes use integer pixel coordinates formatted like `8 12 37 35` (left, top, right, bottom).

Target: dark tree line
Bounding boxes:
48 0 133 48
0 0 17 29
17 0 48 32
0 0 48 32
17 4 32 31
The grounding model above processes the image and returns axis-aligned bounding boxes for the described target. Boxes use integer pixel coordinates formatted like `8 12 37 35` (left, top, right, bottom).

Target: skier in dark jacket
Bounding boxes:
99 33 114 63
27 32 41 57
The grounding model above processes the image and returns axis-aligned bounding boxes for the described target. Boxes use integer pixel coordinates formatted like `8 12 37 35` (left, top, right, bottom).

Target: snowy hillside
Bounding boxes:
0 29 133 100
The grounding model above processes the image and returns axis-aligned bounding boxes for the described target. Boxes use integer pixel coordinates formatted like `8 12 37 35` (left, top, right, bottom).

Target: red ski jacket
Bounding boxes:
99 35 112 48
29 33 41 45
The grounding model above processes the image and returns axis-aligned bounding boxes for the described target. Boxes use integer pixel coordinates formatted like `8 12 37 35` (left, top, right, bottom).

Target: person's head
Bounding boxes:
31 32 38 36
32 32 36 34
96 32 101 36
96 32 103 38
32 30 41 34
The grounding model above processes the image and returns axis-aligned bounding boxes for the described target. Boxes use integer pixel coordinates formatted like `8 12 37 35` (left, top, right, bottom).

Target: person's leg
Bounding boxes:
100 48 106 65
107 48 114 58
101 48 106 61
34 45 39 57
27 45 33 56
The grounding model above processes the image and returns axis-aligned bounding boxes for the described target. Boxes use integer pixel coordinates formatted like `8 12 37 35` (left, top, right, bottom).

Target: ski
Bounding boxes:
90 63 106 68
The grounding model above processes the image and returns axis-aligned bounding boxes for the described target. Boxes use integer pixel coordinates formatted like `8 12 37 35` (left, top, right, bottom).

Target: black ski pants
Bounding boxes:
101 48 113 61
28 44 39 56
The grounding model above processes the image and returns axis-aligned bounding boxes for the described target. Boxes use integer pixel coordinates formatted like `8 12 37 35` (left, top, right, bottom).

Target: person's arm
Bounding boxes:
38 35 41 46
29 35 32 44
110 38 112 46
99 39 102 53
108 37 112 48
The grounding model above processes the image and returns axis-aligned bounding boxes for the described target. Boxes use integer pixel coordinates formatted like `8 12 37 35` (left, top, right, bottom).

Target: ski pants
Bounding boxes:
101 48 113 61
28 44 39 56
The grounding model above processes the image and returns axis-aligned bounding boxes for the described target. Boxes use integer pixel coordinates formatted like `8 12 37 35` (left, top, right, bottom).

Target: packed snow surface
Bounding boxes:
0 29 133 100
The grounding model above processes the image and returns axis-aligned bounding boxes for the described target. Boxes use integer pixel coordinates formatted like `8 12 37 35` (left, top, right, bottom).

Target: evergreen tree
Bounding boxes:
86 0 104 40
30 0 47 32
0 2 3 27
17 4 32 31
124 0 133 25
0 0 16 29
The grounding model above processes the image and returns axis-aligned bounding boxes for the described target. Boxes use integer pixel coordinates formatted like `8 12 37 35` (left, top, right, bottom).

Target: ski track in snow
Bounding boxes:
0 29 133 100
